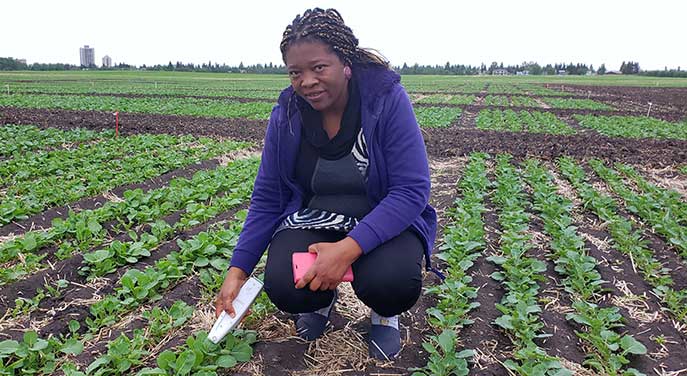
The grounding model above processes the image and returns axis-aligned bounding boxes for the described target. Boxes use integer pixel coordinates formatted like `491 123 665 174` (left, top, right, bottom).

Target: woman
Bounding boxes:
215 8 436 360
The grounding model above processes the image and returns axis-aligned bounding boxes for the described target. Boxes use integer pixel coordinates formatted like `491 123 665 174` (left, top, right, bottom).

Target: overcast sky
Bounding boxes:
3 0 685 71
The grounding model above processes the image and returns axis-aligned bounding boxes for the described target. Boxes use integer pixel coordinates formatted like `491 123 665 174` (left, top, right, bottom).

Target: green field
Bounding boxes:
1 70 686 376
2 70 687 88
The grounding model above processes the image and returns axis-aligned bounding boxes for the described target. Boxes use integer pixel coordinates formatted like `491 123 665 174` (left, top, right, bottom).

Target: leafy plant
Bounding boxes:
410 330 472 376
0 330 83 374
575 115 687 140
414 107 462 128
137 331 256 376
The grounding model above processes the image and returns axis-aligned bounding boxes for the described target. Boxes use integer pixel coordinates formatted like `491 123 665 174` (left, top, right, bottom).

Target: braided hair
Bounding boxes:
280 8 389 68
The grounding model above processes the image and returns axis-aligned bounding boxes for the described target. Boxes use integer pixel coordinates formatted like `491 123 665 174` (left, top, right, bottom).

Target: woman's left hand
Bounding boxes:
295 237 363 291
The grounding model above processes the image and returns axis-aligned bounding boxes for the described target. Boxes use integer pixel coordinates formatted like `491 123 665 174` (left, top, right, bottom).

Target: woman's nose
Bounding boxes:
300 71 318 88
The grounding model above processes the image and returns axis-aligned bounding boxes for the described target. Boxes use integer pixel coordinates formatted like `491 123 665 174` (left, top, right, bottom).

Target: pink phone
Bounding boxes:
292 252 354 284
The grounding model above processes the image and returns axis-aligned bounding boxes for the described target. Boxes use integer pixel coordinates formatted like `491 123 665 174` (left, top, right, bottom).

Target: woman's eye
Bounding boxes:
288 71 300 78
314 65 325 72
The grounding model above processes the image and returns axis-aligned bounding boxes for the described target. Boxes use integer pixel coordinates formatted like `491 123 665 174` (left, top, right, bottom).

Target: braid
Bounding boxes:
280 8 388 68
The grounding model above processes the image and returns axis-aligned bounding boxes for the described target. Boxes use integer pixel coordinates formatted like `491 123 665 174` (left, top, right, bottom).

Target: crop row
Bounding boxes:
590 160 687 257
510 96 542 107
414 107 463 128
7 82 280 100
0 93 274 120
412 153 489 376
517 83 570 96
1 132 198 185
4 77 287 92
0 124 112 158
489 155 571 375
6 212 254 374
541 97 612 110
523 160 646 375
80 170 255 280
3 215 257 375
476 109 575 134
403 80 485 93
557 157 687 323
482 95 509 106
0 157 258 286
486 83 526 95
0 134 248 225
413 94 475 105
575 114 687 140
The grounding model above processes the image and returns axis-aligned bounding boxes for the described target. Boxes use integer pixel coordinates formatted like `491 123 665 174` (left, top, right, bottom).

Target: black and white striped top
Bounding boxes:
276 128 369 233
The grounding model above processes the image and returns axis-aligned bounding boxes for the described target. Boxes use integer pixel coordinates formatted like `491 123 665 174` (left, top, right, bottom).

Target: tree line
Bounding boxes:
1 57 684 77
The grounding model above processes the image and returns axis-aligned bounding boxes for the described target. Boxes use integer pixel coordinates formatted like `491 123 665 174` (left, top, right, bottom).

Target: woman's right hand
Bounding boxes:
215 267 249 318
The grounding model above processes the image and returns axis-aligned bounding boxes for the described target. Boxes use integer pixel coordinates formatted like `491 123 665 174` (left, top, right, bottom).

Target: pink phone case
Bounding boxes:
292 252 354 284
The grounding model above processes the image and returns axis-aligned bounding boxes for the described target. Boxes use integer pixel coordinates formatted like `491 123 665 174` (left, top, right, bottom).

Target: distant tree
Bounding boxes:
488 61 499 74
597 64 606 75
620 61 639 74
0 57 28 70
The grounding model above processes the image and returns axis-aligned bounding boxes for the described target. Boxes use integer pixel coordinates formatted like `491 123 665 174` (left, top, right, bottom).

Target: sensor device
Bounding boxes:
209 277 263 344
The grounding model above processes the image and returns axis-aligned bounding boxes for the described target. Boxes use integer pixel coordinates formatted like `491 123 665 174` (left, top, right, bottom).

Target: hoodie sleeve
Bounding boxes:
229 106 289 275
348 85 431 253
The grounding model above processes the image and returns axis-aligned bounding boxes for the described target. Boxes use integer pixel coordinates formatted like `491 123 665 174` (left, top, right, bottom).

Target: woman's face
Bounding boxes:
285 40 349 114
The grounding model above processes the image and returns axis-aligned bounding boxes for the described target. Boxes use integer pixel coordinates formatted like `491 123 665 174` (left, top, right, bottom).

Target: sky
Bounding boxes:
2 0 686 71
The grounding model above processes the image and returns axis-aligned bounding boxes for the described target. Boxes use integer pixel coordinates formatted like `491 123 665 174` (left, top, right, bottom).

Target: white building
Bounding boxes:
102 55 112 68
80 45 95 67
493 68 509 76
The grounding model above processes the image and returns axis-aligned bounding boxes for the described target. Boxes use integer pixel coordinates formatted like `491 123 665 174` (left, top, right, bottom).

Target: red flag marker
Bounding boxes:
114 111 119 138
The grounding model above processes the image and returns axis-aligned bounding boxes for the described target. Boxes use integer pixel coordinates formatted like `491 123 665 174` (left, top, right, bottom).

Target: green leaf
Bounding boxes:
210 258 228 270
0 340 20 355
552 369 573 376
157 350 176 370
494 315 514 330
87 219 102 234
60 339 84 355
194 257 210 267
487 255 507 265
136 368 167 376
456 349 474 358
175 350 197 375
86 356 112 374
216 354 237 368
436 330 455 354
23 331 38 346
620 335 647 355
83 249 111 263
231 343 253 362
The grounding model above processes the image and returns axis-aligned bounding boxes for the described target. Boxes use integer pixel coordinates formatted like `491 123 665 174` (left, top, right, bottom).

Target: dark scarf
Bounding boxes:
297 74 361 160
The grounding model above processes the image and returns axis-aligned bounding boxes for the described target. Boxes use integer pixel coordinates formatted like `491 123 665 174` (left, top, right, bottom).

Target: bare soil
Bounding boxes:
2 83 687 374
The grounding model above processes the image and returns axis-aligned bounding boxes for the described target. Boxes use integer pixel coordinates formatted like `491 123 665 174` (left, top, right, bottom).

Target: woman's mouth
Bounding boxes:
304 91 325 101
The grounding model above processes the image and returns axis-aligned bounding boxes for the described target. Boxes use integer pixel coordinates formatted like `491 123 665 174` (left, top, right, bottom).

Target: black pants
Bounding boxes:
264 228 424 317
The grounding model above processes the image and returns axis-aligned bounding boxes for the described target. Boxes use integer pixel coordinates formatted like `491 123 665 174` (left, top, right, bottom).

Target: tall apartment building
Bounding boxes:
80 45 95 67
102 55 112 68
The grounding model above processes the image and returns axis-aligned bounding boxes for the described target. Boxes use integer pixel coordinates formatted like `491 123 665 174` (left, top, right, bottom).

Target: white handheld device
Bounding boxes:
209 277 264 344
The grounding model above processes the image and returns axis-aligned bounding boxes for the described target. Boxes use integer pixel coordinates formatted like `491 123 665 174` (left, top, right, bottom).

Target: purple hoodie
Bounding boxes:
230 64 437 275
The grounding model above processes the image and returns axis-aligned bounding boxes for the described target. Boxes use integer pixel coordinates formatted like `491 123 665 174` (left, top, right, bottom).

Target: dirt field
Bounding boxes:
1 82 687 375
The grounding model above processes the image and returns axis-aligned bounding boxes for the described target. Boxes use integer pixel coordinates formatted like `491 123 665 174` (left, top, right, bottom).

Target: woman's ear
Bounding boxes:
343 66 352 79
